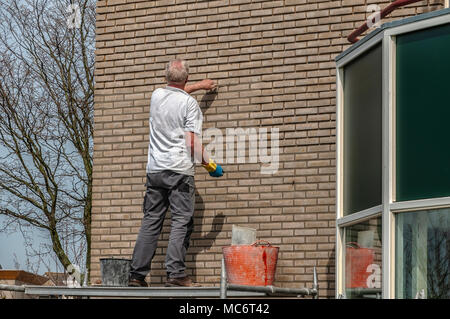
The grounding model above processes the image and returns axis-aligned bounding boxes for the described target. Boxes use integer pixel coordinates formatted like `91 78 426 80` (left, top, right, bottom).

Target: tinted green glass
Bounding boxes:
396 23 450 201
343 44 382 215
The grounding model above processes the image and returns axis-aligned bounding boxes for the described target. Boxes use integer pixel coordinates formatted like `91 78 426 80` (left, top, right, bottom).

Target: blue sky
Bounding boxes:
0 0 92 276
0 225 26 270
0 215 57 273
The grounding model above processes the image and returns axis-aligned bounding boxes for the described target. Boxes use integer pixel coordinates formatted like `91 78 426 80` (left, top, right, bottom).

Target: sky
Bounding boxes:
0 0 92 276
0 215 57 274
0 224 27 270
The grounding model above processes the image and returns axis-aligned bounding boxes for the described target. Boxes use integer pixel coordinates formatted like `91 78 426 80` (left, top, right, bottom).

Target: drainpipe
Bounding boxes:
348 0 423 43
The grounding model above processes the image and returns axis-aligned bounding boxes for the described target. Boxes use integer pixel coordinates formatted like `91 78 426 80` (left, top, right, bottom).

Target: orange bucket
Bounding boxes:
345 242 375 288
222 240 279 286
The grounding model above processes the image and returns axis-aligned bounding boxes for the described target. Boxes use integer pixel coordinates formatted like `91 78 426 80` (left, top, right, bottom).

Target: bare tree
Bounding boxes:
0 0 94 282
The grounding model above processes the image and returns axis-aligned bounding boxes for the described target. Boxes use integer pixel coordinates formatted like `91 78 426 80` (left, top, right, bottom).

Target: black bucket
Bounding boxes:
100 258 131 287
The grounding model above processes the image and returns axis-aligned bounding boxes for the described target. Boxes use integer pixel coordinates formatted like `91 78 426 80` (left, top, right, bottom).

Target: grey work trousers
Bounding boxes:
130 171 195 280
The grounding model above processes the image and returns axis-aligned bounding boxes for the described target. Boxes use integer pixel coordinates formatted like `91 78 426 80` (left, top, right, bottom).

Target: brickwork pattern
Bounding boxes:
93 0 444 297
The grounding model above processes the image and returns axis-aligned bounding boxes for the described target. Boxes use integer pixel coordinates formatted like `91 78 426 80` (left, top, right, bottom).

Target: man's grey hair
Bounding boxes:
165 59 189 83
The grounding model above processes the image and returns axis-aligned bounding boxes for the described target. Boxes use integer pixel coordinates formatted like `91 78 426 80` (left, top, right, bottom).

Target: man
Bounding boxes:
128 59 223 287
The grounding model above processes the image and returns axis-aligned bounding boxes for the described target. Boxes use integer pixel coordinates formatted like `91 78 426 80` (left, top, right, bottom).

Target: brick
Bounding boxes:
92 0 443 296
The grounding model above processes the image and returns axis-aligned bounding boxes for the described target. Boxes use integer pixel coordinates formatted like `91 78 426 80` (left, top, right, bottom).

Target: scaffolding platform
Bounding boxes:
23 285 266 298
0 264 318 299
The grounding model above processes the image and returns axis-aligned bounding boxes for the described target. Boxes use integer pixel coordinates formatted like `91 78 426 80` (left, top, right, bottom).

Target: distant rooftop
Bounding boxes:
43 272 69 286
0 270 48 285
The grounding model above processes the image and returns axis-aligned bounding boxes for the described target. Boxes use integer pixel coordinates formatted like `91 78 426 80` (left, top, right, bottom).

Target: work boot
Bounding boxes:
165 276 201 287
128 277 148 287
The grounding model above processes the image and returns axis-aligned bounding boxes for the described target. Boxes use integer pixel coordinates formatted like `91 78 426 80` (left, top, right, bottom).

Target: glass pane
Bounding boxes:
343 44 382 215
396 23 450 201
345 217 382 299
395 208 450 299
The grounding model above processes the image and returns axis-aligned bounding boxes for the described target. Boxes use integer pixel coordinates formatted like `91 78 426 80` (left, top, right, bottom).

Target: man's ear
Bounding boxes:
185 76 189 84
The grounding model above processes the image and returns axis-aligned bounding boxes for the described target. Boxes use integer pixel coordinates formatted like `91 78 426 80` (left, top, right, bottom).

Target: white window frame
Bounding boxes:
336 11 450 299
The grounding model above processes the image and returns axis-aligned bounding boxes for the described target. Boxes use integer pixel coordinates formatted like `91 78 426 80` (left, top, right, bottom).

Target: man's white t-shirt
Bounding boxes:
146 86 203 176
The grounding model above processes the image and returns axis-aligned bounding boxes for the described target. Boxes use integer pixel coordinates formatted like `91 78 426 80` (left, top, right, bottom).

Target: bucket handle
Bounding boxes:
252 240 272 247
346 242 361 249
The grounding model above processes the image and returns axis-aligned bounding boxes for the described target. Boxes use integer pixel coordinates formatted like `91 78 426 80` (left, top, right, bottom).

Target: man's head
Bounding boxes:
166 59 189 85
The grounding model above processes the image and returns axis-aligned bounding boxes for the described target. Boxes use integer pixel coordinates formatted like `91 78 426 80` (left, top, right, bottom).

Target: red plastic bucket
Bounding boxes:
222 240 279 286
345 242 375 288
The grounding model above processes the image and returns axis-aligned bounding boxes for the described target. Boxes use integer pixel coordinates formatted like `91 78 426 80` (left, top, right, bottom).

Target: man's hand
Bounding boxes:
209 164 223 178
198 79 217 91
202 159 224 178
184 79 217 94
185 132 224 178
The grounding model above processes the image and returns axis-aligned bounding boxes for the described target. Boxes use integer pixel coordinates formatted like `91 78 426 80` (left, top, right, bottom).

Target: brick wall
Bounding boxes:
93 0 444 297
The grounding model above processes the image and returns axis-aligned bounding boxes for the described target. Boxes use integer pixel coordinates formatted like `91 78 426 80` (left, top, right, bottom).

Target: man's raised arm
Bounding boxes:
184 79 217 94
